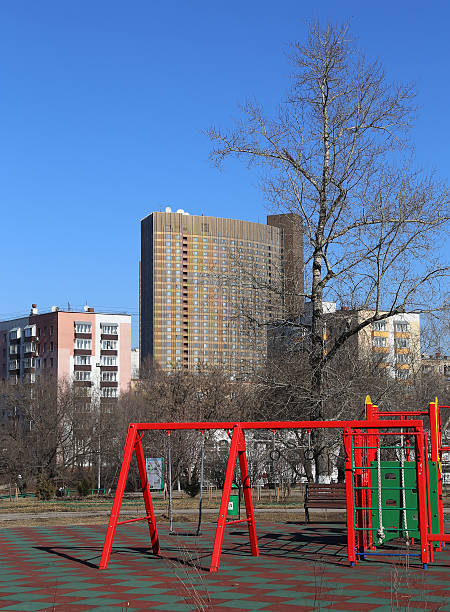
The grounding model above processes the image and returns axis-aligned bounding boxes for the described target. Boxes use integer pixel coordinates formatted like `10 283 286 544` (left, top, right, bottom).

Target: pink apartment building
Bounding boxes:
0 305 131 399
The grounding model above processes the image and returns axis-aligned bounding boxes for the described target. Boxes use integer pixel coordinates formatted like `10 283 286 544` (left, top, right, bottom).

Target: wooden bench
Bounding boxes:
304 483 347 522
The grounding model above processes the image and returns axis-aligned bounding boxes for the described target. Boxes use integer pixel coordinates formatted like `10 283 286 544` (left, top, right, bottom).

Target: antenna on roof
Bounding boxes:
67 301 71 311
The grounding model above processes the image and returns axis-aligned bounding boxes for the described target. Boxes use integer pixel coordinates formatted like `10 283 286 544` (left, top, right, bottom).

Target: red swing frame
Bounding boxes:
99 418 435 572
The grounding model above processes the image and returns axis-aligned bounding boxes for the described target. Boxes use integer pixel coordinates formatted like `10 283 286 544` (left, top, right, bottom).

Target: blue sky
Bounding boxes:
1 1 449 347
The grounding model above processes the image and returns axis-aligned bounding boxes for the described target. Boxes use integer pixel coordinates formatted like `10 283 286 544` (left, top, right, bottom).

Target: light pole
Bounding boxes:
95 363 101 491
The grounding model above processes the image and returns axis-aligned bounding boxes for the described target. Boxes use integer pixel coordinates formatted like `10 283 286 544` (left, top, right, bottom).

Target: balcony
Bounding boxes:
100 334 118 341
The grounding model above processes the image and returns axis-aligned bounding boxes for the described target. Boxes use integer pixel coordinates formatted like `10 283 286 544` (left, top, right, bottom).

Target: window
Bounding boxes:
396 369 409 379
394 321 410 333
23 358 35 368
75 322 92 334
24 325 36 337
75 355 91 365
101 371 117 382
75 339 91 350
372 337 387 347
396 353 410 364
373 321 386 332
75 370 91 381
9 344 19 355
101 323 118 335
24 342 36 353
101 387 118 398
101 355 117 366
102 340 117 350
9 329 20 340
395 338 410 349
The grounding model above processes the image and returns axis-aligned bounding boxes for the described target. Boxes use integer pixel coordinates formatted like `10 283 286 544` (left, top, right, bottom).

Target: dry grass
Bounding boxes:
0 488 346 528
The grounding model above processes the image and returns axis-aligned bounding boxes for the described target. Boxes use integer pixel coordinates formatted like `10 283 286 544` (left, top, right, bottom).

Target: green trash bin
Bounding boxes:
227 484 240 519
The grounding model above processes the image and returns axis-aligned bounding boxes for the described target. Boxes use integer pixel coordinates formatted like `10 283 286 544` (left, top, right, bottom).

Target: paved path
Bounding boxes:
0 507 312 522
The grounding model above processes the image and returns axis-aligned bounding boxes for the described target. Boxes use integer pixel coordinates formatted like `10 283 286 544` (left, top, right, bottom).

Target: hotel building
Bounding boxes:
0 305 131 399
140 209 303 376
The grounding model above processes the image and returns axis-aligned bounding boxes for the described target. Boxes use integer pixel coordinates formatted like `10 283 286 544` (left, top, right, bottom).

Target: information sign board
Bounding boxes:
145 457 164 490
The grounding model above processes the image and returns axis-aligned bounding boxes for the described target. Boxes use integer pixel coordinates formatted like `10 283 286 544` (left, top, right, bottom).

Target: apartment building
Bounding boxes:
0 305 131 399
422 353 450 385
140 209 303 376
328 308 421 379
270 301 421 379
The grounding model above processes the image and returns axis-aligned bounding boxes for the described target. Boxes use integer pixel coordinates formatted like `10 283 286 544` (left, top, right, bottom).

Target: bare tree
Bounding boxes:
0 376 101 483
207 21 449 476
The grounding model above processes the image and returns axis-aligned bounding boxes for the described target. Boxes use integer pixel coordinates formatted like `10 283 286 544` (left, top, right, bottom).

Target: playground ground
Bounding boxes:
0 518 449 611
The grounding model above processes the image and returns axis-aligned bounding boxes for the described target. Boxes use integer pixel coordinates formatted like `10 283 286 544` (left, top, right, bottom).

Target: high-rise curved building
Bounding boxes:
140 210 303 377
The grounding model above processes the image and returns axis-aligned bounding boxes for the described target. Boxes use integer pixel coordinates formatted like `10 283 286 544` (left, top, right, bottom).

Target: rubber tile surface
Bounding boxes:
0 521 448 611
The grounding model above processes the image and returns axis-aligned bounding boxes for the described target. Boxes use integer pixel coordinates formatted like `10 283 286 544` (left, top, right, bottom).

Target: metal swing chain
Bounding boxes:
195 433 205 537
167 432 174 534
400 433 410 546
377 444 385 545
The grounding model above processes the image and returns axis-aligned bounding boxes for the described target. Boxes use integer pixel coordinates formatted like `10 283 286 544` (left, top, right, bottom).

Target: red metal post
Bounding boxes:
424 435 434 560
134 431 160 555
99 424 138 569
353 429 365 555
415 429 430 568
344 428 356 565
430 400 445 545
237 430 259 558
210 425 241 572
365 397 377 550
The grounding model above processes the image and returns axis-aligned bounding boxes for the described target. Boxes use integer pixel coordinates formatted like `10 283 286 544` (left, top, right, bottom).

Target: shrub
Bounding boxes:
35 475 56 501
77 476 93 497
183 470 200 498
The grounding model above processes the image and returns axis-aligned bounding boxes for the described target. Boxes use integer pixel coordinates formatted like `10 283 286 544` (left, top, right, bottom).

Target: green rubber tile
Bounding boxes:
208 591 252 600
87 607 140 612
263 589 304 598
216 601 272 609
147 604 193 611
125 587 174 595
115 580 165 588
64 598 128 606
410 594 450 602
344 597 395 605
60 590 119 598
135 595 187 604
0 586 42 593
228 575 280 584
1 603 57 611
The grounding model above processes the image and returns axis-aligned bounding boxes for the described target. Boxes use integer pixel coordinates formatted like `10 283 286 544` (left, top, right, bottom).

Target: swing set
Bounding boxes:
99 397 449 572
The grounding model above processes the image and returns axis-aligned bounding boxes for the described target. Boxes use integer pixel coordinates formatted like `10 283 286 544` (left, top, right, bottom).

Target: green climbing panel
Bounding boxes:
370 460 440 546
427 461 440 537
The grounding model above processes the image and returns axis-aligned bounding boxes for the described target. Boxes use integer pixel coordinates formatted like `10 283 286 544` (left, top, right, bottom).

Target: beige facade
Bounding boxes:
326 308 421 379
422 354 450 384
140 210 303 377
